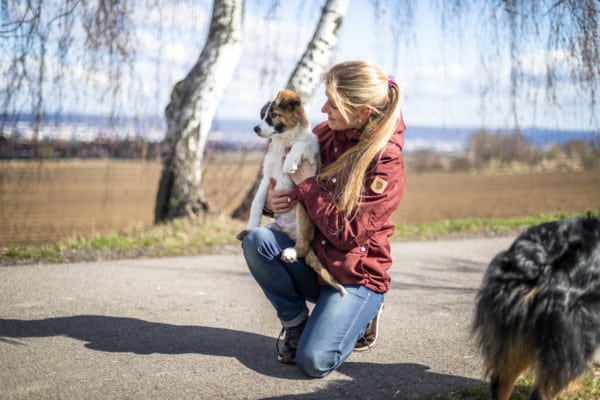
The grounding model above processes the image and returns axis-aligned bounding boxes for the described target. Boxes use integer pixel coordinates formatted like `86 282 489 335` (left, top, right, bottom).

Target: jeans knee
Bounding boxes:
295 347 336 378
242 227 264 250
242 228 272 258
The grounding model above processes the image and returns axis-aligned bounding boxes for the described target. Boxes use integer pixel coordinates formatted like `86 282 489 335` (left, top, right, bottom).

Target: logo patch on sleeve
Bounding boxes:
370 176 388 194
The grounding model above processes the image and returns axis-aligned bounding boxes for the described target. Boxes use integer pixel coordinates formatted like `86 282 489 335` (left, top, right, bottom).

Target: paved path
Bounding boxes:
0 237 517 400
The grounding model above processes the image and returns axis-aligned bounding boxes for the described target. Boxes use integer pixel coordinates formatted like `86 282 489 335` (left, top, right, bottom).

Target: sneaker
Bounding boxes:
354 303 384 352
276 318 307 364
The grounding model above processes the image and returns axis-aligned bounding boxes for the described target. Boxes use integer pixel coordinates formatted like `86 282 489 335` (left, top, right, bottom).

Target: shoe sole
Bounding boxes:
354 303 384 352
277 355 296 365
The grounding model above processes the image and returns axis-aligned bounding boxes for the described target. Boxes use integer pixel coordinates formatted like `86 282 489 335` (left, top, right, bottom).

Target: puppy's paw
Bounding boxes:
283 156 300 174
236 230 249 241
281 247 298 263
282 162 298 174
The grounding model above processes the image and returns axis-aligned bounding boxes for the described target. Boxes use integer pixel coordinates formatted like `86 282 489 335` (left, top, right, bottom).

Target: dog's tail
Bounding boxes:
472 249 537 382
305 249 347 296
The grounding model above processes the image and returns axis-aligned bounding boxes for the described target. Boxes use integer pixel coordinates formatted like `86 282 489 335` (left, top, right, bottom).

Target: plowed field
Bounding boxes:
1 159 599 245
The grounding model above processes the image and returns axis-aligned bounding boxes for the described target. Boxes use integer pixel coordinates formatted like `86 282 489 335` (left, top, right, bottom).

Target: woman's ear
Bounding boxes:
360 105 372 120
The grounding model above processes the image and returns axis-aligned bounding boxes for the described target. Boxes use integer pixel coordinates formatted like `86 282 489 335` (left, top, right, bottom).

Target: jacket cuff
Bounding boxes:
296 176 319 204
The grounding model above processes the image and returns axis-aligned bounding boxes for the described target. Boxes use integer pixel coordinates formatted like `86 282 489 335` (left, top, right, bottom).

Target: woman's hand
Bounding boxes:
266 178 297 214
290 156 317 185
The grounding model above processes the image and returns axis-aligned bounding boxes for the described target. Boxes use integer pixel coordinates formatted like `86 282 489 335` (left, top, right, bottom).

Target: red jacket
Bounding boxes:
296 119 406 293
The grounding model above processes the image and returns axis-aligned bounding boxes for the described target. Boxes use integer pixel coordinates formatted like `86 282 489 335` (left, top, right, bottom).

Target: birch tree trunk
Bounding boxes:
231 0 350 220
286 0 351 102
155 0 243 223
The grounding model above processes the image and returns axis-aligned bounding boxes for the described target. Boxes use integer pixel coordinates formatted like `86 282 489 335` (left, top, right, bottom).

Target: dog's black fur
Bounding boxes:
473 215 600 400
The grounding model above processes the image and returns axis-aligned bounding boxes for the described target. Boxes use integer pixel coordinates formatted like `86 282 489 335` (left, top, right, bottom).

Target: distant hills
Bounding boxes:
2 113 598 155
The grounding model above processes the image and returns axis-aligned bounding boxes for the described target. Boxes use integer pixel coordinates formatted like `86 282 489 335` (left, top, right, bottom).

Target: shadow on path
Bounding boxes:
0 315 483 397
262 361 484 399
0 315 295 378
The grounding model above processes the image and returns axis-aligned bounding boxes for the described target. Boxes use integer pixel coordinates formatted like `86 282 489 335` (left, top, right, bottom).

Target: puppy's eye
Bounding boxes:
270 111 279 119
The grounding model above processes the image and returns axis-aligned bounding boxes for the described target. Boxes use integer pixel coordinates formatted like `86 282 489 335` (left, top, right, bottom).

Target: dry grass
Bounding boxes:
1 155 599 246
395 170 600 224
1 159 163 245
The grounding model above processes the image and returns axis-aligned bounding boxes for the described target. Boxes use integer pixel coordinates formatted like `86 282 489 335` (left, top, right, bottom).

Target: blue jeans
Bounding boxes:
242 227 384 377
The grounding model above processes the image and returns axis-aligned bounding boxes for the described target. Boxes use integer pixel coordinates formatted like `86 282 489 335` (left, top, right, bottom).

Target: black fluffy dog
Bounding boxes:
472 215 600 400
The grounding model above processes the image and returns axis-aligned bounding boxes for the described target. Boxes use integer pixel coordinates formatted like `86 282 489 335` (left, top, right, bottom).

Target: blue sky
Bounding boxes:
281 1 597 131
184 1 598 130
29 0 599 132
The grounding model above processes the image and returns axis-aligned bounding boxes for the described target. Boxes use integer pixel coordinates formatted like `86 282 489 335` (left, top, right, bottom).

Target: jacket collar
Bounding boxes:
314 117 405 149
390 116 405 150
339 128 361 143
341 116 406 149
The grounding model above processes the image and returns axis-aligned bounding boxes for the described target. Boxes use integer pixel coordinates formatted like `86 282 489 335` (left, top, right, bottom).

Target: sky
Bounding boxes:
193 1 598 131
14 0 599 132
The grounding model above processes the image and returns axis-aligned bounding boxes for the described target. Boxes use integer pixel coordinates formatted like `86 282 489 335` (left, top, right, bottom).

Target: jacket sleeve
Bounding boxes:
296 146 405 251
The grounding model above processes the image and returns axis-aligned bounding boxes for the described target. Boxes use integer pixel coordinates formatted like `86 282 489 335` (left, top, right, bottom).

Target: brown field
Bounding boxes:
1 158 599 246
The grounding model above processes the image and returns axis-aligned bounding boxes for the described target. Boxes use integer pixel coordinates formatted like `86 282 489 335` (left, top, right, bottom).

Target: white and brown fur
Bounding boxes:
236 90 346 295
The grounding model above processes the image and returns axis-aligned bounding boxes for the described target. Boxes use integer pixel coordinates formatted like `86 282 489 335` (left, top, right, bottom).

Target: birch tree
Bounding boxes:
286 0 351 102
231 0 351 220
154 0 243 222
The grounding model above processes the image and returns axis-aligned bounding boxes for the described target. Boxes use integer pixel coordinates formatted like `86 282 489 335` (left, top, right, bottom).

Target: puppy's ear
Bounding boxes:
278 98 301 112
260 101 271 119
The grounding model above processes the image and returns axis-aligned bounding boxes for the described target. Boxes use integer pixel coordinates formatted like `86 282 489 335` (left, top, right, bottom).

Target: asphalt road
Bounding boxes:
1 237 517 400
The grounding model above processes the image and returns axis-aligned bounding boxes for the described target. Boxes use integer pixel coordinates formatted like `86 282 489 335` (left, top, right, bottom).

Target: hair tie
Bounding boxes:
387 75 396 87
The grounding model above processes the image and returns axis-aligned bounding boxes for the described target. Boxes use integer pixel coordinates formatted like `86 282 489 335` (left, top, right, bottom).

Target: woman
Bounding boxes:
242 60 406 377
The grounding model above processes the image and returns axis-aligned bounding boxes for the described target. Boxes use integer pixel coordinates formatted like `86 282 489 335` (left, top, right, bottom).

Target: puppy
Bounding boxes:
237 90 346 295
472 215 600 400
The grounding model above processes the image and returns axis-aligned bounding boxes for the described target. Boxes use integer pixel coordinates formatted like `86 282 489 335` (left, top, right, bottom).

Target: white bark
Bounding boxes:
155 0 243 222
286 0 351 102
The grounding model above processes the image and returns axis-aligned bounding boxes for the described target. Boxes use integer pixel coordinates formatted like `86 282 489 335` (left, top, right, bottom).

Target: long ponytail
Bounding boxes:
319 61 403 216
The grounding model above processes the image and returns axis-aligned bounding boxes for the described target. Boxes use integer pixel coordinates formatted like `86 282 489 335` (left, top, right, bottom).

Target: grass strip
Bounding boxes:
1 210 597 266
392 210 598 241
414 365 599 399
0 215 246 265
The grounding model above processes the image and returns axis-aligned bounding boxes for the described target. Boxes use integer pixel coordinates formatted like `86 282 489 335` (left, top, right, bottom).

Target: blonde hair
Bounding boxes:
319 60 403 216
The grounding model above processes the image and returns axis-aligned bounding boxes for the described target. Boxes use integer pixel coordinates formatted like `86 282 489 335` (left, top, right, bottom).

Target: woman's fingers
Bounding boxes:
272 189 297 213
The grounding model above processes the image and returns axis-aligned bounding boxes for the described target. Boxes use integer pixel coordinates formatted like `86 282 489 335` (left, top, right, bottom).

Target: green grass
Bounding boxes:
392 210 598 241
2 210 597 266
414 366 600 399
0 215 246 265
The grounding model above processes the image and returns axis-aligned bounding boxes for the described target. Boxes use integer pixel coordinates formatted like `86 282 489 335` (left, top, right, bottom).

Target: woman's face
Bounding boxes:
321 95 360 131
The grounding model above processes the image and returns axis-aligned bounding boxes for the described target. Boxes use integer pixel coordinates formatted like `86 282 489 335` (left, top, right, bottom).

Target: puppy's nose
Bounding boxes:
254 126 261 134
